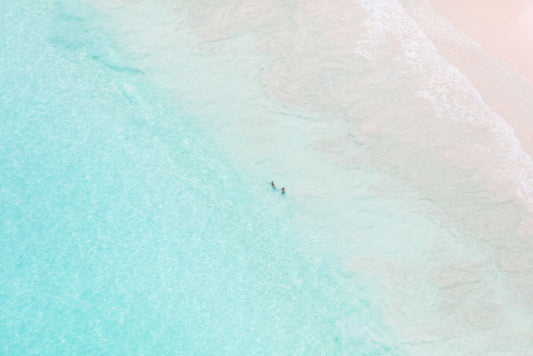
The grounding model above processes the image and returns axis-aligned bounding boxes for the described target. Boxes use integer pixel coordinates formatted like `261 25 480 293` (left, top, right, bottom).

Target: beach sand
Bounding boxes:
428 0 533 83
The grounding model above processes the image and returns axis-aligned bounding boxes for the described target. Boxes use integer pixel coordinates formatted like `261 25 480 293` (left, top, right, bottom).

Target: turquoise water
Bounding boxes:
0 1 399 354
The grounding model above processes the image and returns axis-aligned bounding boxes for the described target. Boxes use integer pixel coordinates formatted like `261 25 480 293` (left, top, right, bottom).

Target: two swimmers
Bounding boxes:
271 181 285 194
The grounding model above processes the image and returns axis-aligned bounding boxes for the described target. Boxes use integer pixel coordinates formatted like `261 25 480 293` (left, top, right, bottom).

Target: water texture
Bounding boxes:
79 0 533 354
3 0 533 355
0 1 399 354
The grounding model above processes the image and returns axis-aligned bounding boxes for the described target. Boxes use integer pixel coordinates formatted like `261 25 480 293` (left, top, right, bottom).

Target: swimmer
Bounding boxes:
281 187 285 194
271 181 276 188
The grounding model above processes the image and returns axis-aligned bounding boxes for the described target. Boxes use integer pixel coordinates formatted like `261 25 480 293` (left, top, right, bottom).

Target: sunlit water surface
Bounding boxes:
0 1 400 354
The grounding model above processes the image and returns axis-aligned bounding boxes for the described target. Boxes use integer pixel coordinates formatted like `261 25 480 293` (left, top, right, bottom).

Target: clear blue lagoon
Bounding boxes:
0 1 398 354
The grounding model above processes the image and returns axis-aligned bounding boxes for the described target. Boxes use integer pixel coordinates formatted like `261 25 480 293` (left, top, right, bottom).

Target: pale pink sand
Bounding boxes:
428 0 533 83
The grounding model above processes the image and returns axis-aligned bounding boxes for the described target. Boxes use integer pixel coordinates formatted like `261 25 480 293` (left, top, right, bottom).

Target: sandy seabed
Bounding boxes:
84 0 533 354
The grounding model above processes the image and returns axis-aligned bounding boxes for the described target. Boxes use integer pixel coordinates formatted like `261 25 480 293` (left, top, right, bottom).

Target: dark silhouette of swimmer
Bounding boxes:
271 181 276 188
281 187 285 194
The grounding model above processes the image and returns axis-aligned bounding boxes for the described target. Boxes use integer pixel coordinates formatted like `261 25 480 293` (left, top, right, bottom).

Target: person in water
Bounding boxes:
271 181 286 194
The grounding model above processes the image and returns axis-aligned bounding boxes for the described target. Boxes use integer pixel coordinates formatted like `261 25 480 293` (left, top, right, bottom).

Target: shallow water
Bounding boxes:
0 1 402 354
79 0 533 354
3 0 533 354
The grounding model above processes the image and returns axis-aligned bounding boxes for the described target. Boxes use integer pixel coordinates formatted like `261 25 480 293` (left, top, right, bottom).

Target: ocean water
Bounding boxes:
3 0 533 355
79 0 533 355
0 1 401 354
